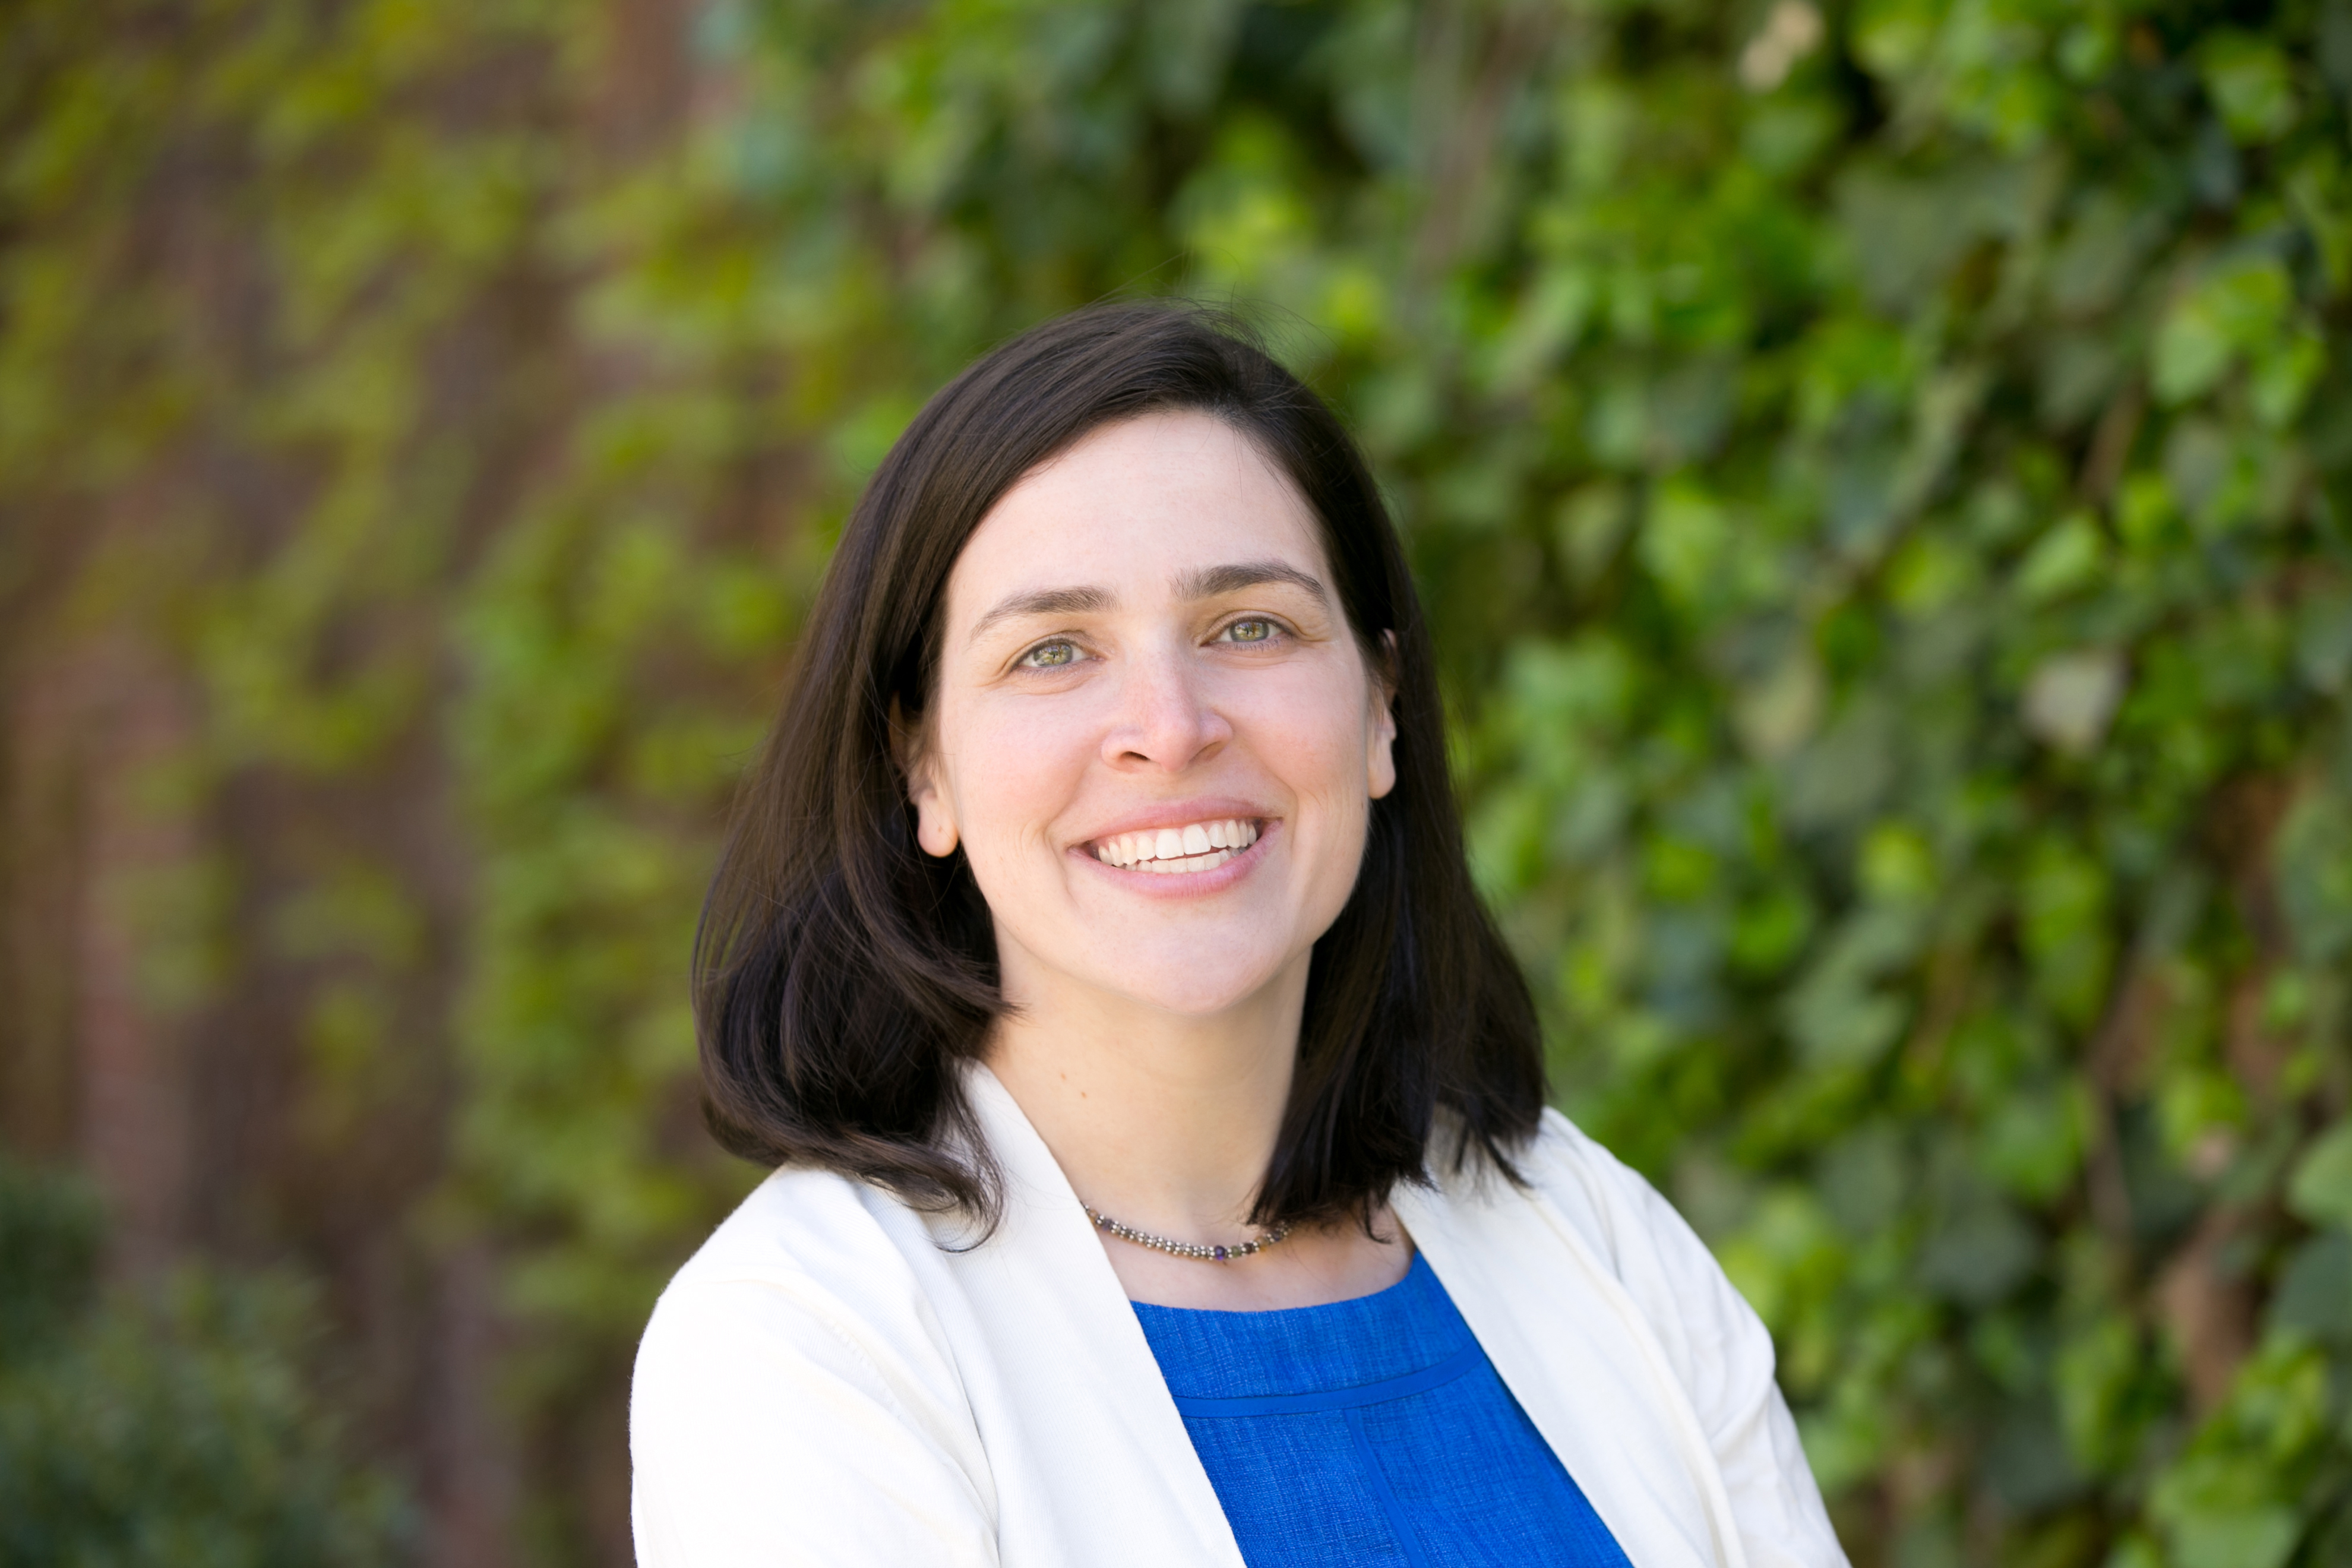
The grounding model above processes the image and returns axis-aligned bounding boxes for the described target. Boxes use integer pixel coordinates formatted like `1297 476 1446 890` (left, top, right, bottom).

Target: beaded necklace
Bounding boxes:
1083 1203 1291 1262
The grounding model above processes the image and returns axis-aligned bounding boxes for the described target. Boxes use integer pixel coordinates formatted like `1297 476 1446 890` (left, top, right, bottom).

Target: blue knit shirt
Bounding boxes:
1132 1252 1632 1568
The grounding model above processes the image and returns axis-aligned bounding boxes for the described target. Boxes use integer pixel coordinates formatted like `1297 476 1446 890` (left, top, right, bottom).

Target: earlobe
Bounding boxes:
914 794 960 858
1368 638 1399 801
906 767 961 858
893 699 960 858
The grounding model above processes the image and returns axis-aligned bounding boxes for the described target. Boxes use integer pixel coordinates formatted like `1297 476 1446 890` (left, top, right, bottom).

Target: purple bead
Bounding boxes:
1213 1245 1226 1260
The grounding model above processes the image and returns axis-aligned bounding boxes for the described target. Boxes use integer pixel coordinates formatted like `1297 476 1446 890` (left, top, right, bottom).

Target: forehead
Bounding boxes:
942 411 1328 621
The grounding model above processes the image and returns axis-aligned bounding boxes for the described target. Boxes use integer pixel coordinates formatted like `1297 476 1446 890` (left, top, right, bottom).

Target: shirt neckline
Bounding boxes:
1128 1248 1431 1323
1131 1253 1476 1400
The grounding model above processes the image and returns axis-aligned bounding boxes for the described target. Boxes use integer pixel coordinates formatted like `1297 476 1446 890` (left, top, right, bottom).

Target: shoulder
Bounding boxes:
662 1162 919 1293
637 1164 961 1401
631 1167 999 1566
1511 1126 1851 1564
1476 1107 1692 1270
1478 1109 1777 1406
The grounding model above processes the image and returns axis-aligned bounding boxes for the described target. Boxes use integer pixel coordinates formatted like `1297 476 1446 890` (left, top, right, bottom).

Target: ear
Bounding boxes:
1367 630 1399 801
892 700 961 858
909 770 962 858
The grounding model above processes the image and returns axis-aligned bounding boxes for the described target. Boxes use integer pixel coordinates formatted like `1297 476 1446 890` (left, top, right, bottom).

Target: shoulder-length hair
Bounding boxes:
694 301 1542 1231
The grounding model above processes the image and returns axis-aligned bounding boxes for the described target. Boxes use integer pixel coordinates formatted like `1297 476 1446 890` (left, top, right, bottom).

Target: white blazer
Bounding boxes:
631 1065 1850 1567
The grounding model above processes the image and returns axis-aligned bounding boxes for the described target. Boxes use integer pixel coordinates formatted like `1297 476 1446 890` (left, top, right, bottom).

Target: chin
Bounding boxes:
1130 986 1267 1020
1081 950 1291 1020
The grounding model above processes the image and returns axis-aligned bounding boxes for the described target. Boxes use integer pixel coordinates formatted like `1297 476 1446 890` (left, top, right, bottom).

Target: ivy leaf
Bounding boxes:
2153 257 2296 406
2013 513 2107 602
2287 1124 2352 1232
2200 33 2299 146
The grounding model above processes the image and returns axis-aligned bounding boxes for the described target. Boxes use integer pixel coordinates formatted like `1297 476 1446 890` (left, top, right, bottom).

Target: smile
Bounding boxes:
1090 818 1261 875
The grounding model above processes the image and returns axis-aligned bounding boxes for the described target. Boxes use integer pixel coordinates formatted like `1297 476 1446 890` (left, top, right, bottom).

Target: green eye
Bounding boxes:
1021 640 1079 668
1224 619 1276 643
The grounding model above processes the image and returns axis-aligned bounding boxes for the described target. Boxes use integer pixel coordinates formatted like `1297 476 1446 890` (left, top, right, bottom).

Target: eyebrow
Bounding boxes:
1175 560 1331 605
967 585 1117 643
966 559 1330 646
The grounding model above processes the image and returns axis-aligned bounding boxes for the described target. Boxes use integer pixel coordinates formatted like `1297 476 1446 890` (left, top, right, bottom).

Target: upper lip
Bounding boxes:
1073 798 1275 849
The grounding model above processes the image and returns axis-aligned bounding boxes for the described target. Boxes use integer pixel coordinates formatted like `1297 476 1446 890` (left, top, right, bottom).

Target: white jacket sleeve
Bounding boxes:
630 1273 998 1568
1555 1120 1850 1568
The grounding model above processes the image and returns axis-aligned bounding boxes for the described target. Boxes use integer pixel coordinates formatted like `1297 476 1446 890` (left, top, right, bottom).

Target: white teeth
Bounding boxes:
1143 850 1232 874
1090 818 1260 872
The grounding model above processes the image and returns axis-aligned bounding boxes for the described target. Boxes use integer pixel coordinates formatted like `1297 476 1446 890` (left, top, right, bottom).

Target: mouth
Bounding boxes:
1086 817 1263 876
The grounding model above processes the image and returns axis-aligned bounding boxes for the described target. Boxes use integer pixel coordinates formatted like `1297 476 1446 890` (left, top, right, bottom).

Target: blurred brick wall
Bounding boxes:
0 0 705 1559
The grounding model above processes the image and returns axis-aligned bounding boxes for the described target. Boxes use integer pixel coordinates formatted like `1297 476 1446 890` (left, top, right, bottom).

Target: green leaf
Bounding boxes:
2153 257 2296 406
2055 1317 2143 1472
2287 1124 2352 1231
2269 1235 2352 1342
1639 479 1734 610
2167 1508 2300 1568
2274 793 2352 965
2013 513 2106 602
2200 33 2299 146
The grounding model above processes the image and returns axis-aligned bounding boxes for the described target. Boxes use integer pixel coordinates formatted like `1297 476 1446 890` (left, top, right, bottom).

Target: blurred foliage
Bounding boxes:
5 0 2352 1561
0 1158 410 1566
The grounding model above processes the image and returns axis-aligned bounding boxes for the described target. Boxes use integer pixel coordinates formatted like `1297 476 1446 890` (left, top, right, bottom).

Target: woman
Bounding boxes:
632 303 1848 1568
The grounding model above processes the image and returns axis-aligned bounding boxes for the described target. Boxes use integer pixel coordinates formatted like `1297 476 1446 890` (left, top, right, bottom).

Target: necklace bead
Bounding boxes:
1083 1203 1289 1262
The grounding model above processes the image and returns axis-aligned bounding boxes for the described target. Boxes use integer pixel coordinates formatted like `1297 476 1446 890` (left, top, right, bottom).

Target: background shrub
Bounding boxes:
0 1160 411 1567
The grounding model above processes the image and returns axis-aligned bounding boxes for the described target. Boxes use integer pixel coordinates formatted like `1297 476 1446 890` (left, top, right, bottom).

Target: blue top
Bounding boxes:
1132 1253 1632 1568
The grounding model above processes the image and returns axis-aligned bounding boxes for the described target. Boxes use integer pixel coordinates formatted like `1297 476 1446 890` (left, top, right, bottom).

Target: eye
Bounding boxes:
1216 617 1284 646
1017 638 1084 669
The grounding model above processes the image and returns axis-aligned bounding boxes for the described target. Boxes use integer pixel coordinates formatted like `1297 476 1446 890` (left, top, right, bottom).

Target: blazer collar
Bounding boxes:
934 1062 1250 1568
951 1064 1733 1568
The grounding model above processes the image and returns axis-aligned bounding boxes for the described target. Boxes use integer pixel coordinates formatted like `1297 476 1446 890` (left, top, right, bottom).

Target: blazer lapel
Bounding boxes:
1395 1168 1743 1568
931 1064 1247 1568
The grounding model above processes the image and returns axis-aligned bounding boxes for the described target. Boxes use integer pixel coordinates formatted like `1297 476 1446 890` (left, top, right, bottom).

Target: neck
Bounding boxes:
983 951 1309 1246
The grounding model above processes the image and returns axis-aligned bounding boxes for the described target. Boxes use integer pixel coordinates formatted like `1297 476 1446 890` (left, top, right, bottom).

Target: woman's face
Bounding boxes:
909 410 1396 1023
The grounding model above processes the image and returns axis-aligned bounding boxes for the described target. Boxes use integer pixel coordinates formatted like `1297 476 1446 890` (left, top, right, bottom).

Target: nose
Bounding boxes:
1101 647 1230 772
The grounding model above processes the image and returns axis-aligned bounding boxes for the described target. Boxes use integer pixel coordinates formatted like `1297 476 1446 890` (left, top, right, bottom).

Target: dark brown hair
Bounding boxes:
694 301 1542 1230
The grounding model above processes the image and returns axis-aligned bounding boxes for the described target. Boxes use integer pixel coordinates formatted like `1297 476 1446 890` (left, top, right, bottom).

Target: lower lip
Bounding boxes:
1073 821 1276 897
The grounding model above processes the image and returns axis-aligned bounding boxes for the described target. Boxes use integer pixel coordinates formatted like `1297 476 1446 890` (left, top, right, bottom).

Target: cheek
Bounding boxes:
935 698 1093 862
1234 666 1373 800
1225 670 1377 911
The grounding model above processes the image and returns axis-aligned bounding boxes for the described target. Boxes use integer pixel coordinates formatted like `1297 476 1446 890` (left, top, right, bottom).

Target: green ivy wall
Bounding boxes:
3 1 2349 1563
